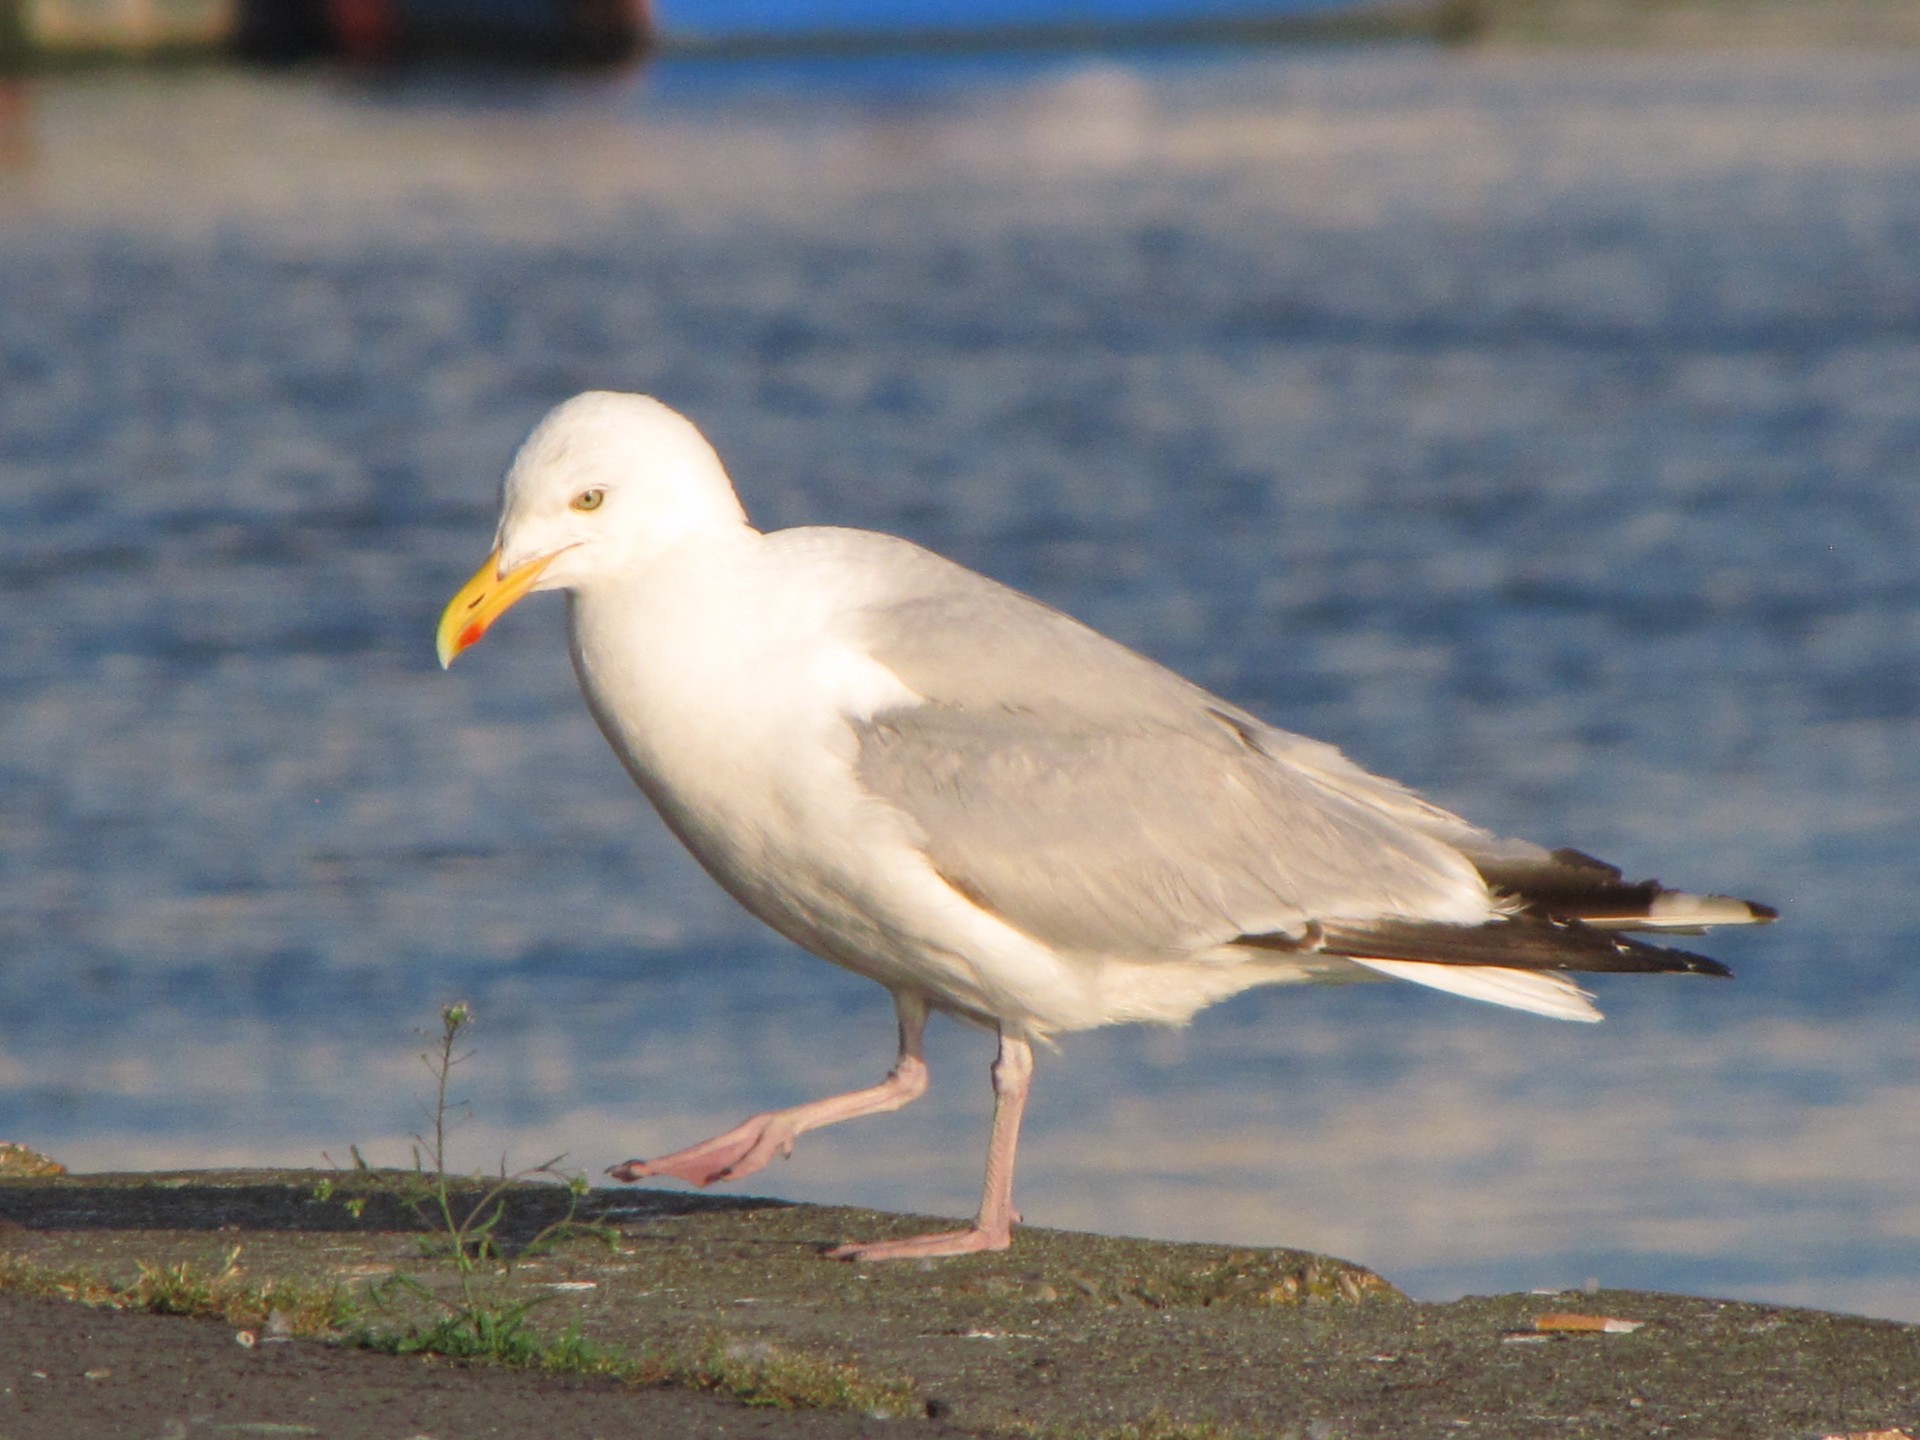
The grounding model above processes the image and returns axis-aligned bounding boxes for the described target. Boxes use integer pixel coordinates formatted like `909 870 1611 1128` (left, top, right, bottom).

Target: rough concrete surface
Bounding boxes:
1 1173 1916 1439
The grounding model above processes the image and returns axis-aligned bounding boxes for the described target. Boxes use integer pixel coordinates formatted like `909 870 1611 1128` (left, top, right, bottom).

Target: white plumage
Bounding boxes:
437 391 1773 1261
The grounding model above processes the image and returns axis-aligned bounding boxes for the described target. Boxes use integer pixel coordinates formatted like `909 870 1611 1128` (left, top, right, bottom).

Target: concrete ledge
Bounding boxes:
2 1170 1916 1437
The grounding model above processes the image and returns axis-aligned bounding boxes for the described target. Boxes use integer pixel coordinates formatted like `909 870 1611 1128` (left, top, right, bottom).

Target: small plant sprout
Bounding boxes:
347 1003 616 1362
422 1000 477 1180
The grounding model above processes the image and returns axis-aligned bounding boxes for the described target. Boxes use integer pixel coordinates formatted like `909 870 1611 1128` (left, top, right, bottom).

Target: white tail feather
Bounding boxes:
1350 958 1603 1023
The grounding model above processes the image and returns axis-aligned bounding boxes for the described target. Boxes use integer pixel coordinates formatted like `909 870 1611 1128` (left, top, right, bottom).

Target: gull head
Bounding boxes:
436 392 748 667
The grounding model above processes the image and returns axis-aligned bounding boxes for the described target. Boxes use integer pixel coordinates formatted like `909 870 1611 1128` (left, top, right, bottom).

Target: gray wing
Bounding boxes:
849 546 1489 962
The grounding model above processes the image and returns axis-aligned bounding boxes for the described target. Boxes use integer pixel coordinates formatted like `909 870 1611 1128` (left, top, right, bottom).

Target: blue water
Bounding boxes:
2 47 1918 1319
658 0 1372 38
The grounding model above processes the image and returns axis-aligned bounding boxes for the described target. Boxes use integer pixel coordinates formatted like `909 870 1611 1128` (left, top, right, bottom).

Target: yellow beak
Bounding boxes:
436 548 553 668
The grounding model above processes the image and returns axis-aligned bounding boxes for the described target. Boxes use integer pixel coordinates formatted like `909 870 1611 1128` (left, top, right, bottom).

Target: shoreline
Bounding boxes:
8 0 1918 71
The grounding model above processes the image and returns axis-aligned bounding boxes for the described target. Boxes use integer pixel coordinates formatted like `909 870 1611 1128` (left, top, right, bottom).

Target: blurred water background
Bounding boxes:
2 42 1918 1320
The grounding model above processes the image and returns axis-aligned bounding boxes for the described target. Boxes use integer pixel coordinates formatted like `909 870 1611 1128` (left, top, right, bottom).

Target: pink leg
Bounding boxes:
828 1029 1033 1262
609 993 930 1188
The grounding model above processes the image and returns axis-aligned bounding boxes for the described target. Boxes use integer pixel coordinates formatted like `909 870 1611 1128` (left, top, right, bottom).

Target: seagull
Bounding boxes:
437 392 1776 1262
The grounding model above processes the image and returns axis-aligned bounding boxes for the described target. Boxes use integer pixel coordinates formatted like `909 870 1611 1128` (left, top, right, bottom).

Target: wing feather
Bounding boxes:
850 555 1489 960
843 537 1763 1006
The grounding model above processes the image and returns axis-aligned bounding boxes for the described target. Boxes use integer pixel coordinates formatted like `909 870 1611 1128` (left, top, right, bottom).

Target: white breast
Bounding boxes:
563 531 1096 1028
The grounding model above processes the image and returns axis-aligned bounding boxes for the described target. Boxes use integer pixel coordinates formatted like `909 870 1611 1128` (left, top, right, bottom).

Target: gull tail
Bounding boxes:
1314 913 1737 1022
1237 846 1772 1024
1240 890 1759 1024
1344 958 1603 1024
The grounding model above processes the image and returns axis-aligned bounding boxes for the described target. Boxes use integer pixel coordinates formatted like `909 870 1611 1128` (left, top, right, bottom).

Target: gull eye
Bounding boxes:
571 488 605 512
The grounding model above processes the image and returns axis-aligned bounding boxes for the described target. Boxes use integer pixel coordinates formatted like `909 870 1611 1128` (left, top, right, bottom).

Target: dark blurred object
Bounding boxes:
0 0 28 73
233 0 652 64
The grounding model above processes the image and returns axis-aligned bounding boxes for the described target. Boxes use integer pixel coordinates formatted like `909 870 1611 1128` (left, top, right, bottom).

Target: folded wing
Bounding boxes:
848 538 1772 1025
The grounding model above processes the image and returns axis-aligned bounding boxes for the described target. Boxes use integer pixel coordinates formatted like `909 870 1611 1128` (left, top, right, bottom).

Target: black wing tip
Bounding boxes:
1304 916 1737 979
1606 929 1734 979
1547 846 1625 877
1589 930 1735 979
1677 951 1735 979
1485 848 1778 931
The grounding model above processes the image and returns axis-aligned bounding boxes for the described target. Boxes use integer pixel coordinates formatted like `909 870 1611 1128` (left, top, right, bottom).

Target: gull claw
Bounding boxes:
605 1117 791 1188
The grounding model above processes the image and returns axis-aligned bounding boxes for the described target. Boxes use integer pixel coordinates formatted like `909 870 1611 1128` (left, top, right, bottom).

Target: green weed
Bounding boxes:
0 1247 353 1337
